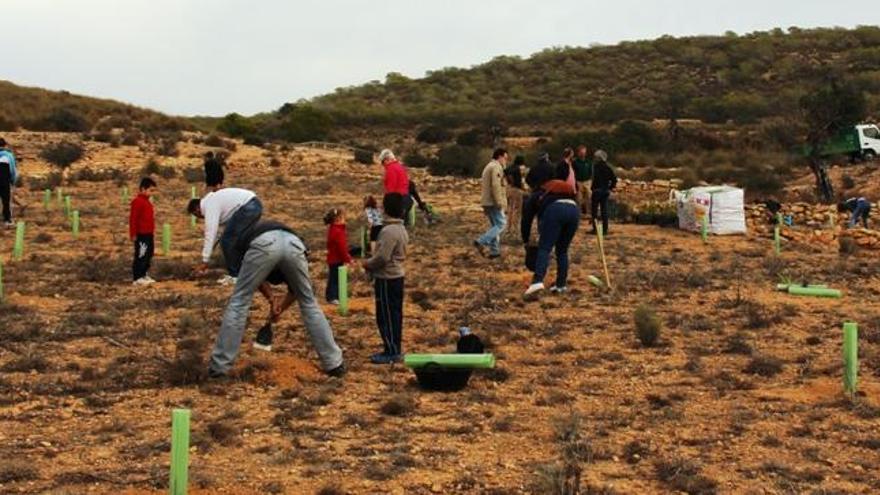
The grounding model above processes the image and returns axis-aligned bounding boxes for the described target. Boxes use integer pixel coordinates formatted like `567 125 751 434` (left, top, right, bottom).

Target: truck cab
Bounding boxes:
854 124 880 161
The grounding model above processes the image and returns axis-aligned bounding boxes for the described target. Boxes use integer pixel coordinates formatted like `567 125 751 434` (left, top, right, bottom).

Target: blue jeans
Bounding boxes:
220 197 263 276
850 199 871 228
477 206 506 255
533 200 580 287
209 230 343 374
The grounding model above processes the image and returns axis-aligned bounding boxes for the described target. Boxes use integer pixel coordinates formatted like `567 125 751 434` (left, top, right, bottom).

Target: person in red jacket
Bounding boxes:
324 207 353 304
129 177 157 285
379 149 409 196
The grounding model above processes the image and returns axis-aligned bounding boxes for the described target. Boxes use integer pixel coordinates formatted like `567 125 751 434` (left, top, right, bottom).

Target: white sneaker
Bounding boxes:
550 286 568 294
328 300 340 305
524 282 545 299
217 275 237 286
132 277 154 286
144 276 157 283
4 222 13 229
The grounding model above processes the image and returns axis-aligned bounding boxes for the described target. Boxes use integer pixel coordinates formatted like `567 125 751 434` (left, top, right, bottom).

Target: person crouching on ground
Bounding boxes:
521 179 580 299
130 177 157 286
208 219 346 378
839 197 872 229
324 207 354 304
362 193 409 364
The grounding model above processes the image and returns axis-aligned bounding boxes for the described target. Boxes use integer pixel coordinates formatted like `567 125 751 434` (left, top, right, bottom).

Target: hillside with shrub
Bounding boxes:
0 80 190 134
311 26 880 127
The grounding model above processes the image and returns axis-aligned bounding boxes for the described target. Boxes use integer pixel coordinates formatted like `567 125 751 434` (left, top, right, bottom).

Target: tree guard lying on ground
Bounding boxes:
787 285 842 298
776 283 827 291
404 353 496 369
405 353 496 391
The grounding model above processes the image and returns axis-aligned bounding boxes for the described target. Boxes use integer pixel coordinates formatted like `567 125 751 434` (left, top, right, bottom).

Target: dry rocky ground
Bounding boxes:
0 133 879 494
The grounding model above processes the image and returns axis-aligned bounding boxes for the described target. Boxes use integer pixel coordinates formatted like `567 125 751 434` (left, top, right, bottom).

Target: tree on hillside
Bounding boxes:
278 104 333 142
217 113 255 138
799 75 866 202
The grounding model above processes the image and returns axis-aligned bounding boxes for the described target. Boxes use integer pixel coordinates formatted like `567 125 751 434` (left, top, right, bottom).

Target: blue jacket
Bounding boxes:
0 149 16 184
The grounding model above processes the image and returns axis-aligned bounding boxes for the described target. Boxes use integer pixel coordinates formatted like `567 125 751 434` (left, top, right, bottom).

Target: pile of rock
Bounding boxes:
745 202 880 251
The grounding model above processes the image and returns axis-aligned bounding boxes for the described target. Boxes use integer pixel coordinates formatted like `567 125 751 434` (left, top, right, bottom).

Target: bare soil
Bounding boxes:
1 133 879 494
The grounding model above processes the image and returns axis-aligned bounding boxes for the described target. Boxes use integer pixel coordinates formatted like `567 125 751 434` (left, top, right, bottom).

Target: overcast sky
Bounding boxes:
3 1 870 116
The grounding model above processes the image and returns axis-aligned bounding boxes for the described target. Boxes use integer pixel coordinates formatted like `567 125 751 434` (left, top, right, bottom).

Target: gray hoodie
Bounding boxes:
364 218 408 279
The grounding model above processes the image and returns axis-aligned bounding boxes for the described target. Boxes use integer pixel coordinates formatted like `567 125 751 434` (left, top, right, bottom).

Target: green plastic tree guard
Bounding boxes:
774 226 781 255
404 353 496 369
408 205 416 227
776 283 826 291
64 196 72 220
169 409 190 495
360 226 368 258
162 223 171 256
13 221 25 261
788 286 842 298
843 322 858 397
190 186 197 199
701 215 708 243
338 265 348 316
587 275 604 288
0 259 4 304
56 188 62 205
43 189 51 209
776 212 783 227
122 186 130 204
71 211 80 239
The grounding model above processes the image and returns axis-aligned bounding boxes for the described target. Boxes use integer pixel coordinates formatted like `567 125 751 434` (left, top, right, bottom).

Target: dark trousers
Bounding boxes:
533 201 580 287
220 197 263 277
0 163 11 223
374 277 404 356
326 263 342 302
591 189 610 234
132 234 154 280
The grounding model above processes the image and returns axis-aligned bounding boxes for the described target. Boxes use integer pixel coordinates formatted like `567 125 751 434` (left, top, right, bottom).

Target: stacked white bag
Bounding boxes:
673 186 747 235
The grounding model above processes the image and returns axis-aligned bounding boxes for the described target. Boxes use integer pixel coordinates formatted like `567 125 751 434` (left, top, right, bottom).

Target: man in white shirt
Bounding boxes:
188 187 263 283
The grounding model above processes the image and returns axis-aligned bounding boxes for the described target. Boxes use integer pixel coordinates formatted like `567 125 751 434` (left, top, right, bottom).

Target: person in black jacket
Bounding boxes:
590 150 617 235
204 151 224 191
526 152 555 191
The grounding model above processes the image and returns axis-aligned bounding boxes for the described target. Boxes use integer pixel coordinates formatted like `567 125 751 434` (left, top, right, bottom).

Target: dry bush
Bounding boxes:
743 355 784 377
0 460 39 483
183 166 204 183
723 333 753 355
207 419 239 446
654 457 718 494
1 348 49 373
380 393 417 417
534 412 596 495
167 337 207 386
634 305 661 347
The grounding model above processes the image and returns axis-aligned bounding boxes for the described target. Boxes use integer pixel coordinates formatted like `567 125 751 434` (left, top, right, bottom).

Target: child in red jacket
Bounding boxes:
324 208 353 304
129 177 157 285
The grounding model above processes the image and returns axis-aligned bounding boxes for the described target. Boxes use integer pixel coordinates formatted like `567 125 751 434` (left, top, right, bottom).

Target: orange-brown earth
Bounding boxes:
0 133 879 494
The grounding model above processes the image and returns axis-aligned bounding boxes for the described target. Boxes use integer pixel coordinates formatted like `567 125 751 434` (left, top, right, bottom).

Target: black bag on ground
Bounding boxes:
413 328 485 392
